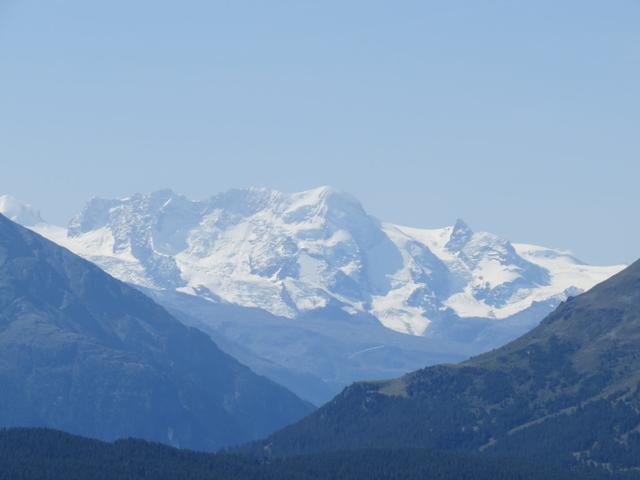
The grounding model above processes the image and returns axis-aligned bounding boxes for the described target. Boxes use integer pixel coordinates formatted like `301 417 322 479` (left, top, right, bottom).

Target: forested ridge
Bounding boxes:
250 261 640 476
0 428 609 480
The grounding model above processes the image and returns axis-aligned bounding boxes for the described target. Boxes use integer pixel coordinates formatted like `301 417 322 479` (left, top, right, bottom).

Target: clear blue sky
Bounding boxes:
1 1 638 264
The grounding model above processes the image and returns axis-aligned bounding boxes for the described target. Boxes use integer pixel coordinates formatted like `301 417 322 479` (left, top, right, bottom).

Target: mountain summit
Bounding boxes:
445 218 474 252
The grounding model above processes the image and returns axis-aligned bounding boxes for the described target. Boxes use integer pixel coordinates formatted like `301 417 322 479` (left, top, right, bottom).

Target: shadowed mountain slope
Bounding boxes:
0 213 313 450
254 260 640 473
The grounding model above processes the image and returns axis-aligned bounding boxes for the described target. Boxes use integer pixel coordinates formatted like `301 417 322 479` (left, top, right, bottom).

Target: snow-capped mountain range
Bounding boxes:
0 189 624 404
1 188 621 336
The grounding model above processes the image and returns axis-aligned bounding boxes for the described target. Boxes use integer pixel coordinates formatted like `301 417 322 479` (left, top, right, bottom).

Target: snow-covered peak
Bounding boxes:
0 195 45 226
10 188 625 338
203 186 366 226
68 186 373 248
514 243 585 265
445 218 474 252
62 187 382 298
68 189 192 236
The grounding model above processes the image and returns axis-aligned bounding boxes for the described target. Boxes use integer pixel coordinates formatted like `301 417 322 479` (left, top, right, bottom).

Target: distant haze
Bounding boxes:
1 1 638 265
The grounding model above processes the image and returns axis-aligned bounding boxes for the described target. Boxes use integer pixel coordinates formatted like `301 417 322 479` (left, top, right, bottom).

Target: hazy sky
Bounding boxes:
1 1 638 265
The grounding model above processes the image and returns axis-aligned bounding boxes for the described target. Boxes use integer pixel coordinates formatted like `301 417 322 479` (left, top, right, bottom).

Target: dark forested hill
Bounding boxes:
0 214 312 450
252 260 640 474
0 428 603 480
